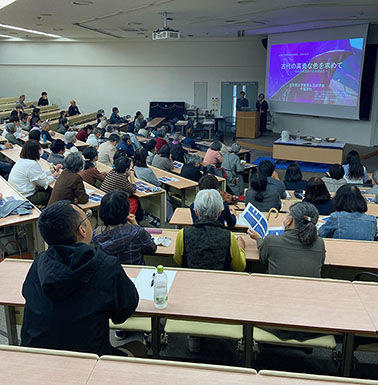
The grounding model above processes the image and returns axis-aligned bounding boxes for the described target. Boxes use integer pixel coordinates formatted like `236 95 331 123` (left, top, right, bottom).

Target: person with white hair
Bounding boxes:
64 130 79 153
68 100 80 116
221 142 245 196
173 189 246 271
180 154 202 182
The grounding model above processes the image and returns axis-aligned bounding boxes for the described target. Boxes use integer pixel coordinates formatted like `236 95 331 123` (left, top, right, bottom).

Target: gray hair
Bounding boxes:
372 169 378 184
173 132 180 141
92 128 101 136
231 143 241 153
188 154 201 166
40 121 50 129
289 202 319 246
194 189 224 220
64 131 76 143
5 123 15 133
158 129 166 138
64 153 84 173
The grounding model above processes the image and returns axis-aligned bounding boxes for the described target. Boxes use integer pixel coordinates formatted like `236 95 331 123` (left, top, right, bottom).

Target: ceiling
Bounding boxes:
0 0 378 41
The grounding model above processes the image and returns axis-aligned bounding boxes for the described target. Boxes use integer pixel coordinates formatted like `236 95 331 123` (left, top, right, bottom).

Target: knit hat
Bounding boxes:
65 131 77 143
231 143 241 153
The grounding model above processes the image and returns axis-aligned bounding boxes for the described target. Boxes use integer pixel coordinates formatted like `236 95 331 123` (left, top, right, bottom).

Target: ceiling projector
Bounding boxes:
152 12 180 40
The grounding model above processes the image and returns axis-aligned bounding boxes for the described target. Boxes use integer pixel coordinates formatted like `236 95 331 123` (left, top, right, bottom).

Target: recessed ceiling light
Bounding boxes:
0 0 17 10
72 1 93 5
0 23 62 38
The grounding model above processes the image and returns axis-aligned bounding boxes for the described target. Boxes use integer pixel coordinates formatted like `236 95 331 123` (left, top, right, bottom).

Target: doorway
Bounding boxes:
221 81 259 132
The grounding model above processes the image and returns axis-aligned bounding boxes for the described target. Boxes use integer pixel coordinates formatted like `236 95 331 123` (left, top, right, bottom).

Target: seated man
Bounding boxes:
109 107 127 124
68 100 81 116
174 189 246 271
258 159 286 199
21 200 139 356
38 91 49 106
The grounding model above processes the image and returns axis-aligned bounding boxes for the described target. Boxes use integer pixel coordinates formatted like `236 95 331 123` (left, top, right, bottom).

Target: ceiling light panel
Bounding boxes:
0 0 16 10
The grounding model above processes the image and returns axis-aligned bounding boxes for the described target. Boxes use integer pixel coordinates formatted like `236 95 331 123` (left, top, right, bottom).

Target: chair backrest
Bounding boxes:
354 272 378 283
206 164 226 179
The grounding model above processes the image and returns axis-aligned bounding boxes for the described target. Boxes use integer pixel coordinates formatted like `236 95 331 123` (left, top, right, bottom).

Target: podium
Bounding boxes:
236 111 260 139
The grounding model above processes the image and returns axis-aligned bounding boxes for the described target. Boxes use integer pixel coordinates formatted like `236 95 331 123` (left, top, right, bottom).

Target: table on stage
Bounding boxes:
273 138 345 164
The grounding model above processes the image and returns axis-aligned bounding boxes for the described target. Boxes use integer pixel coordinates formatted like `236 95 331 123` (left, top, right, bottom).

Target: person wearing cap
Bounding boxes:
221 142 245 196
38 91 49 106
64 131 79 153
180 154 202 182
68 100 80 116
236 91 249 111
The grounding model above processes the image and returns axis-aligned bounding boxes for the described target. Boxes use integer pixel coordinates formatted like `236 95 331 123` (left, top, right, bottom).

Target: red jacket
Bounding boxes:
155 137 168 152
76 129 89 142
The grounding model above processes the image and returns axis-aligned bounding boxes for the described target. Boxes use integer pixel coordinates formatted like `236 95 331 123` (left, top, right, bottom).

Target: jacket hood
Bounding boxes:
37 243 101 301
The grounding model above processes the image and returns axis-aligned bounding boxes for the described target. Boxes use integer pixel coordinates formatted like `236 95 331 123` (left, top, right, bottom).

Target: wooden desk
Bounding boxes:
0 260 375 374
96 162 166 224
149 166 198 207
0 347 98 385
147 117 165 128
53 132 88 149
195 140 250 160
353 282 378 332
87 357 256 385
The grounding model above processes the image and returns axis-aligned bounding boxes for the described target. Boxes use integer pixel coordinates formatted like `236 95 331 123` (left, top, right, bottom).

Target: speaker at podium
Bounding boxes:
236 111 260 139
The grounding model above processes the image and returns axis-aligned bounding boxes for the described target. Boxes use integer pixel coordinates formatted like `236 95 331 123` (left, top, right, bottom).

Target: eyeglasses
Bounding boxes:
77 209 92 230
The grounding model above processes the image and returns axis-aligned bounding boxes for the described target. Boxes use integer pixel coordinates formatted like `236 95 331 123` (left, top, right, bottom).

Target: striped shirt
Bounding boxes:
100 169 136 194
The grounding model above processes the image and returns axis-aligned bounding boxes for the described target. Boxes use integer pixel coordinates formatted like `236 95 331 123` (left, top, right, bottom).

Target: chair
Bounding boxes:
354 272 378 282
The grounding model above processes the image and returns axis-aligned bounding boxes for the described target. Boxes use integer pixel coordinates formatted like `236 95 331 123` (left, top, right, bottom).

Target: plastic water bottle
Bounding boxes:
153 265 168 309
42 133 47 143
296 130 300 143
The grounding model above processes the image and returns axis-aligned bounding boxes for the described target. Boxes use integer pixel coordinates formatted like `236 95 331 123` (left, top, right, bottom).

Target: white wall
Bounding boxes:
0 39 266 118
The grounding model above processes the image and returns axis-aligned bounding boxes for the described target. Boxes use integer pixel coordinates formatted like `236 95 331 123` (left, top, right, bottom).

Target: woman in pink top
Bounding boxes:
203 141 223 167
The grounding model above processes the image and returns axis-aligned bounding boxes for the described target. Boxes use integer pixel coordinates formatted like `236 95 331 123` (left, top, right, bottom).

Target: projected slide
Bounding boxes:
268 39 364 106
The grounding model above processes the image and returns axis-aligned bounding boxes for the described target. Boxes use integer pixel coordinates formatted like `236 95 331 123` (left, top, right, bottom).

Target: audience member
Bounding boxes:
68 100 80 116
146 138 157 165
304 177 334 215
48 153 88 205
258 159 286 199
155 129 168 152
190 174 236 227
86 128 101 148
76 124 91 142
17 94 26 108
137 121 150 138
21 200 139 356
20 112 31 131
318 184 377 241
37 91 49 106
182 129 200 150
363 169 378 198
109 107 127 124
133 148 161 186
98 133 120 167
11 103 24 119
59 110 67 124
0 142 13 179
47 139 65 166
343 150 369 184
284 162 308 191
40 121 55 142
125 125 141 150
203 140 223 167
9 140 59 206
214 132 228 156
79 147 107 186
3 121 20 145
116 134 135 157
64 131 79 153
57 118 69 134
170 133 188 163
180 154 202 182
152 144 174 172
322 164 347 193
134 111 146 131
245 170 281 212
93 190 156 265
221 143 244 196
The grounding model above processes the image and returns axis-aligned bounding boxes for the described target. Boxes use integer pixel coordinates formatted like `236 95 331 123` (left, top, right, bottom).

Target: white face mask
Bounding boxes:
39 149 43 157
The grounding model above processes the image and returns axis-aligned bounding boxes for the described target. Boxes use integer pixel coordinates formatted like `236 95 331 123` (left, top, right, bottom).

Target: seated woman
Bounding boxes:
151 144 174 172
174 188 246 271
48 153 89 205
342 150 369 184
245 170 281 212
133 148 161 187
76 125 91 142
8 140 60 206
146 139 156 165
180 154 202 182
57 118 69 134
64 131 79 153
182 129 200 150
101 156 137 195
318 184 377 241
284 162 307 191
78 147 107 186
190 174 236 227
248 201 325 277
47 139 65 166
203 140 223 167
3 121 20 145
322 163 347 193
304 177 334 215
214 131 228 157
86 128 101 148
93 190 157 265
116 134 134 158
221 143 244 196
133 111 147 133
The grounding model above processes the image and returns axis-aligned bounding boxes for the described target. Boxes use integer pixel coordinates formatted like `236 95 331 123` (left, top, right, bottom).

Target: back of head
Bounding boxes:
20 140 41 161
5 122 15 134
334 184 367 213
258 160 275 177
64 152 84 173
100 190 130 227
20 112 28 121
112 107 118 114
329 164 344 180
158 144 170 158
50 139 65 154
64 130 76 143
285 162 303 182
158 129 166 138
31 116 41 127
344 150 364 179
198 174 219 190
38 201 81 245
83 147 98 169
40 121 50 130
194 189 224 221
289 201 319 246
108 133 120 143
146 139 156 152
210 140 222 151
231 143 240 154
60 118 68 126
173 132 180 142
305 177 330 203
122 134 131 143
113 149 126 163
29 130 41 141
84 124 92 132
9 115 19 124
134 148 148 167
188 154 201 166
114 156 131 173
41 91 47 96
250 171 267 202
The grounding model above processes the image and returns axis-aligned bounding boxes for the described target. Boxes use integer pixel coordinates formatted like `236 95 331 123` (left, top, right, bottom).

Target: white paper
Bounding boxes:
133 268 177 301
85 188 95 194
285 190 291 199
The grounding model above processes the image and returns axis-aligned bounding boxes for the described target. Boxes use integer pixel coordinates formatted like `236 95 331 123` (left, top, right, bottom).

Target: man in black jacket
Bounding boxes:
21 200 139 356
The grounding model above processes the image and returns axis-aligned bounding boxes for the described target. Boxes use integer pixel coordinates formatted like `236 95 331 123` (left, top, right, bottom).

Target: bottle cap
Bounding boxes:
157 265 164 273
